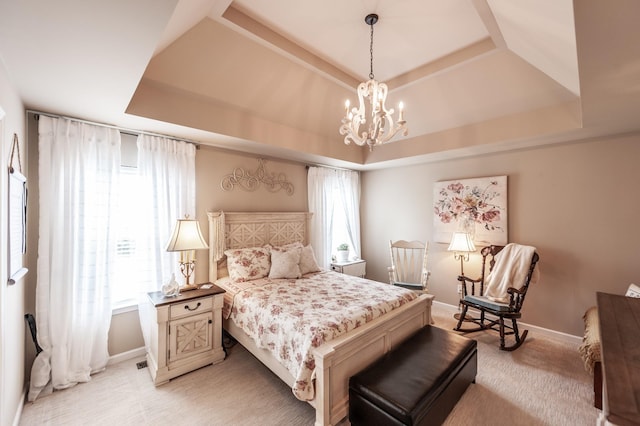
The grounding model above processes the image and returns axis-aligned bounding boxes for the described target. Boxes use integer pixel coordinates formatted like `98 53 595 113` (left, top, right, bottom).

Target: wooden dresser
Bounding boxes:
597 292 640 426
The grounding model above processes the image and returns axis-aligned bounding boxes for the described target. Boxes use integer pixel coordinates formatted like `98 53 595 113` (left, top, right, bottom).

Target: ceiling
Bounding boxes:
1 0 640 170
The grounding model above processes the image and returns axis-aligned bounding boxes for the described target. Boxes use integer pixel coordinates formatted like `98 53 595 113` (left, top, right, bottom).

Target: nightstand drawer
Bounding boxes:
170 296 213 320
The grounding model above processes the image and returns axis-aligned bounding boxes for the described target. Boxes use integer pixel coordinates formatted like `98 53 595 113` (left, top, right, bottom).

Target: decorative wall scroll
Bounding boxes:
8 133 28 284
220 158 294 195
433 175 507 245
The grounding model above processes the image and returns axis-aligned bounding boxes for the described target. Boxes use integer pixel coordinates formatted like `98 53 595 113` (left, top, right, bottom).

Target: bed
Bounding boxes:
207 211 434 426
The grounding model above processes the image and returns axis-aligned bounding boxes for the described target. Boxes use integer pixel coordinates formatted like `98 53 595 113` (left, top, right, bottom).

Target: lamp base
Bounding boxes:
180 283 199 292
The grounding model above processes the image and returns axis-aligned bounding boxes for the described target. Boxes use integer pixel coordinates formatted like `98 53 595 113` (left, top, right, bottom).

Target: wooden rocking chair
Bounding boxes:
454 244 539 351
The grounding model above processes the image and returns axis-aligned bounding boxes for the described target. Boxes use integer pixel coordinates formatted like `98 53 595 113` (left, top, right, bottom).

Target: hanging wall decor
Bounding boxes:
221 158 294 195
8 133 28 284
433 175 507 245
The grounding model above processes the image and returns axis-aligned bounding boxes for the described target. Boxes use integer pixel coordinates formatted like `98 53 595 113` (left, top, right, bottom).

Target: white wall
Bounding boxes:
0 60 27 426
361 134 640 336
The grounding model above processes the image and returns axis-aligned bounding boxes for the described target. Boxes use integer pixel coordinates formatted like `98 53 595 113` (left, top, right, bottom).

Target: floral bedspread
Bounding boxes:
223 271 417 401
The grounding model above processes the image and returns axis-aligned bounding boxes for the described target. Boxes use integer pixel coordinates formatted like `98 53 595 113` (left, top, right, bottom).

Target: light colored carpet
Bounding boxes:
436 308 598 426
20 305 599 425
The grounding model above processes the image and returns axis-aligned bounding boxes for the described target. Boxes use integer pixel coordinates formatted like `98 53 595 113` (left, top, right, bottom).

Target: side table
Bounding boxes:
331 259 366 278
146 284 226 385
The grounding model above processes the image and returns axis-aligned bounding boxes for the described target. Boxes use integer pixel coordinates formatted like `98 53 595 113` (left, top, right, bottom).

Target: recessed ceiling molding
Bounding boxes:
220 4 497 93
127 77 365 164
487 0 580 96
9 0 637 173
386 38 496 90
209 0 233 18
364 99 583 166
153 0 219 55
471 0 508 50
221 5 360 90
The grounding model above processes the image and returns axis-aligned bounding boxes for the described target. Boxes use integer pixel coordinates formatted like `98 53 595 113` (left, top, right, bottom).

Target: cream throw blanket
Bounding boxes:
484 243 537 303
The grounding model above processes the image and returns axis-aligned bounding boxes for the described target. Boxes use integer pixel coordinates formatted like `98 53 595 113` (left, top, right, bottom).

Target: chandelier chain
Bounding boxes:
369 22 374 79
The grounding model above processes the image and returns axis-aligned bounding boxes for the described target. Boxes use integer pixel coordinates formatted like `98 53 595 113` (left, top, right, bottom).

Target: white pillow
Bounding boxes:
299 245 321 275
269 247 302 279
224 246 271 282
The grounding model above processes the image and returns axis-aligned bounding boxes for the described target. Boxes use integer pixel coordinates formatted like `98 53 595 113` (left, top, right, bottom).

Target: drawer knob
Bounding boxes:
184 302 201 311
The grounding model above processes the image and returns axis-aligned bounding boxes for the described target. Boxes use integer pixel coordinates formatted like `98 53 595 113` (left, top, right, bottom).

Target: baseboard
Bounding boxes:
12 387 26 426
432 300 582 346
108 346 146 365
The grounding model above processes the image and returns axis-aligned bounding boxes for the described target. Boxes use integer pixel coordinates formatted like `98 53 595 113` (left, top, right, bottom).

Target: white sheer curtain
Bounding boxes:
135 134 196 349
29 116 121 401
307 167 361 269
336 170 361 257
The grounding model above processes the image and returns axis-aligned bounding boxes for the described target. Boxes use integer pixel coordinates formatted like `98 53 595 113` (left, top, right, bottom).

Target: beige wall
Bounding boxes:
107 310 144 356
193 146 309 283
0 60 27 426
361 134 640 336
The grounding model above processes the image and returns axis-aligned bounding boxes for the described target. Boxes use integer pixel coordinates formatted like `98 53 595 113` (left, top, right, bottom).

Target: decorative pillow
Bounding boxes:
269 247 302 279
299 245 321 275
224 246 271 282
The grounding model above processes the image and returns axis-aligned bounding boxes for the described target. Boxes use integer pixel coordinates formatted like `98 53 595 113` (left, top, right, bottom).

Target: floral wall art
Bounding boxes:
433 176 507 245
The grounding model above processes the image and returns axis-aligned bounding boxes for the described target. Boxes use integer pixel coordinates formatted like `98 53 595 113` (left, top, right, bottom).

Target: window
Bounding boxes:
307 167 360 268
112 134 143 308
330 192 352 258
112 165 145 307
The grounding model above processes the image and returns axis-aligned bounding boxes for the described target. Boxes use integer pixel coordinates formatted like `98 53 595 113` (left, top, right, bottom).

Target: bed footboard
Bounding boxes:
312 293 434 426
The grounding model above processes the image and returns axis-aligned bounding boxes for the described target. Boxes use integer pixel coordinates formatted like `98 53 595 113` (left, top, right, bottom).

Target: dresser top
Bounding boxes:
148 283 225 307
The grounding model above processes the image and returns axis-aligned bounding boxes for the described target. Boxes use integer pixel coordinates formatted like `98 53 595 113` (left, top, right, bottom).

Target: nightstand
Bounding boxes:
331 259 366 278
146 284 225 385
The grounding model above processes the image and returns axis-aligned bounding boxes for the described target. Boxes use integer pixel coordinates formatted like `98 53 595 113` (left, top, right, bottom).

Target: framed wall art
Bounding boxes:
433 175 507 245
8 133 28 284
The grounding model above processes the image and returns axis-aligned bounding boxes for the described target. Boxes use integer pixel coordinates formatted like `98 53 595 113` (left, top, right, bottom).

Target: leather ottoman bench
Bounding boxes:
349 325 477 426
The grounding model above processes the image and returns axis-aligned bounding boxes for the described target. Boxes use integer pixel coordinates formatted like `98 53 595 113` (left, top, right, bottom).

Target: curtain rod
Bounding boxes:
27 110 360 170
27 109 200 148
305 163 357 172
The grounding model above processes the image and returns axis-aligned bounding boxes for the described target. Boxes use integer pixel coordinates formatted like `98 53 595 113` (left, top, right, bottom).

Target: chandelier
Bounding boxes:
340 13 408 150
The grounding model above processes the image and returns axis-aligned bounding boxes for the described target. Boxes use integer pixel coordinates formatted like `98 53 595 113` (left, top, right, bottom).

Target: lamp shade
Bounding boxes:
165 218 209 252
448 232 476 253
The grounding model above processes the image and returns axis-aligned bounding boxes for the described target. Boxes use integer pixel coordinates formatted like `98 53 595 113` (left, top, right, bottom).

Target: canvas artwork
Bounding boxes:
433 176 507 245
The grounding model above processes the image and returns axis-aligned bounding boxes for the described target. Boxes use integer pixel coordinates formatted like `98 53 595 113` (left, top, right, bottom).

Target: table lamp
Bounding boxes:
448 232 476 276
165 216 209 291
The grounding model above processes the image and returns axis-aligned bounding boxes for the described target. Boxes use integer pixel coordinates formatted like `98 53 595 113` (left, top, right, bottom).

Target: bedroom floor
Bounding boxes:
19 304 599 425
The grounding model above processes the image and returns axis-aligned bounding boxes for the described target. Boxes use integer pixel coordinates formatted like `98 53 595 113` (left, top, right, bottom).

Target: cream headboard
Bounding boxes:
207 211 313 282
